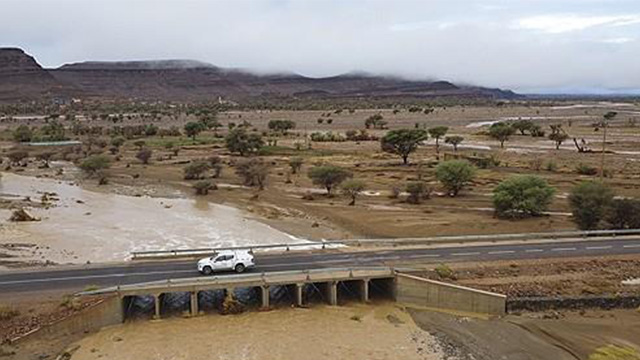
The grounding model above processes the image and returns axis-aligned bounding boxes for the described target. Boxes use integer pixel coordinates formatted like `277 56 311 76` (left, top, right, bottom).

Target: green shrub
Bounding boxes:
493 176 555 218
435 160 476 197
193 180 216 195
13 125 33 142
405 181 430 204
576 163 598 175
568 181 614 230
184 161 210 180
79 155 111 176
605 198 640 230
545 160 558 172
434 264 454 279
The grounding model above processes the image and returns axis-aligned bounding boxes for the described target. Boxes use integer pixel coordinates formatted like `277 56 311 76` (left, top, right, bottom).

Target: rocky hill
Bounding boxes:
0 48 520 103
0 48 77 102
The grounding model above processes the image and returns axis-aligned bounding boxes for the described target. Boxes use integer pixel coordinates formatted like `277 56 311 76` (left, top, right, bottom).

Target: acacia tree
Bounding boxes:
512 120 534 135
225 128 264 156
380 129 428 165
308 165 352 196
445 135 464 152
548 124 569 150
184 121 205 140
341 179 366 206
489 122 515 148
428 126 448 155
235 158 270 190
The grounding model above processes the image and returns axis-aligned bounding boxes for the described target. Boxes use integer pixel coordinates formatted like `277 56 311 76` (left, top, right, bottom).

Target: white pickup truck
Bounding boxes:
197 250 255 275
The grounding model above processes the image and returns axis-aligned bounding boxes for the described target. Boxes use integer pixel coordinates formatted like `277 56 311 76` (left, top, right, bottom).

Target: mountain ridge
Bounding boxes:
0 48 521 103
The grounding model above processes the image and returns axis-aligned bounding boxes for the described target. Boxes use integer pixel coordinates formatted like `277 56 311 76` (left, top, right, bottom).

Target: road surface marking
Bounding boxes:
406 254 441 258
623 244 640 248
488 250 515 255
551 247 577 252
586 246 612 250
525 249 544 253
451 252 481 256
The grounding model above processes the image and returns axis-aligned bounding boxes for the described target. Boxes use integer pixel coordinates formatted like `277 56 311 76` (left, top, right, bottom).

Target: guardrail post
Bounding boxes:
190 291 199 317
327 281 337 306
360 279 369 303
261 286 270 309
295 284 304 307
153 294 161 320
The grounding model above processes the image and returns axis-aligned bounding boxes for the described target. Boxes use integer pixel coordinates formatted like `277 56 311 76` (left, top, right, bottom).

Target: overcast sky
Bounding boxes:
2 0 639 94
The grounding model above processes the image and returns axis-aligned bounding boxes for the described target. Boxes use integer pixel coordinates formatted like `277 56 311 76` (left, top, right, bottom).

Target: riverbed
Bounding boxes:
0 172 305 266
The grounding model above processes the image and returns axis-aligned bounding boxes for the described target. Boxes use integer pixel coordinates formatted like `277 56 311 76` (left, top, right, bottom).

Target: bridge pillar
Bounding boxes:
327 281 338 306
295 284 304 307
190 291 199 316
359 279 369 303
261 286 270 309
153 294 161 319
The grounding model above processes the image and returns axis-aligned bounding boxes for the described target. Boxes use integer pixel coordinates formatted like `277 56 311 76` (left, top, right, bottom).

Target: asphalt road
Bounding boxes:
1 237 640 294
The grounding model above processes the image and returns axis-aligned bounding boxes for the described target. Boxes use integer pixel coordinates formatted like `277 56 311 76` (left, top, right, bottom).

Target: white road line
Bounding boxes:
551 247 577 252
488 250 516 255
585 246 612 250
451 252 481 256
406 254 441 258
623 244 640 248
525 249 544 253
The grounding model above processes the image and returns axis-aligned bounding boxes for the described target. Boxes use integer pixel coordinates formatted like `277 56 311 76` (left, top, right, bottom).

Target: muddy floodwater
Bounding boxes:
0 173 304 266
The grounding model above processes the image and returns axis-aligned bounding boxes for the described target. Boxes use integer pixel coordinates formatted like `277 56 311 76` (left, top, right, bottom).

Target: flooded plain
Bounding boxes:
0 172 304 266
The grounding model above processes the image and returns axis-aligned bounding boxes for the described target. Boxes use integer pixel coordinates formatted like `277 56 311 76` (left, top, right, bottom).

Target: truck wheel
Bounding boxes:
235 264 245 273
202 266 212 275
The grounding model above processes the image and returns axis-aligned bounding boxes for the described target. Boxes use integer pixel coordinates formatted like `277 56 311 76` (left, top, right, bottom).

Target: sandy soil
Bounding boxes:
410 308 640 360
64 304 443 360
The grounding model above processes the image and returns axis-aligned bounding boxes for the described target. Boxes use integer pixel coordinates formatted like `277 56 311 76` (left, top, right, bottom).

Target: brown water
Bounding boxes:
0 173 305 265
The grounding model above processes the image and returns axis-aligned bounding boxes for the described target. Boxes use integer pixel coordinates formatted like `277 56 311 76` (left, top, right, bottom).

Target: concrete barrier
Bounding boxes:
10 295 123 345
395 273 506 317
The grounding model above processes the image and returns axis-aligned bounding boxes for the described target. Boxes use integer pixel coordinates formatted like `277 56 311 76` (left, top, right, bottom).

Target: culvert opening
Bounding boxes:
123 295 155 320
337 280 362 304
369 278 395 302
303 282 328 305
161 292 191 317
198 289 226 314
270 285 295 307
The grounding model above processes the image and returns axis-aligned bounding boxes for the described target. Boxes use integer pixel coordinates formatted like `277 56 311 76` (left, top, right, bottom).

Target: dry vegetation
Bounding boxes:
1 101 639 239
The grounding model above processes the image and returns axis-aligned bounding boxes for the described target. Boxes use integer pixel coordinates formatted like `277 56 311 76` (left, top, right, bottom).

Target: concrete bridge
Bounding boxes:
82 267 397 319
80 266 506 321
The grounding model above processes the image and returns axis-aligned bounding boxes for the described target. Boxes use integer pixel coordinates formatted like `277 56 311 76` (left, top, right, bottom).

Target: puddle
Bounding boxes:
0 173 305 264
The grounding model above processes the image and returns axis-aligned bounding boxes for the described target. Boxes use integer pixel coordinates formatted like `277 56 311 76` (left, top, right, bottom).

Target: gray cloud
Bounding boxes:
1 0 639 93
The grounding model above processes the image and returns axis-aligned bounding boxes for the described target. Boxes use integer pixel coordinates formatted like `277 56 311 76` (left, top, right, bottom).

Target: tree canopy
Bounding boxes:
380 129 428 165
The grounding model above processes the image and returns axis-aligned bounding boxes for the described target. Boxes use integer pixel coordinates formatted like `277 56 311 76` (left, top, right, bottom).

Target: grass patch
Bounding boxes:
140 135 224 148
434 263 455 280
0 305 20 321
589 345 640 360
83 285 100 292
258 145 339 157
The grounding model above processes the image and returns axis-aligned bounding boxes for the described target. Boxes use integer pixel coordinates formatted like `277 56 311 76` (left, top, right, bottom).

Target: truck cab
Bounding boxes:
197 250 255 275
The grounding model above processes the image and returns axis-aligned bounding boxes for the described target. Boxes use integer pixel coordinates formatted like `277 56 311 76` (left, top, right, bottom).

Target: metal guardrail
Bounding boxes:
78 266 395 296
130 228 640 260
